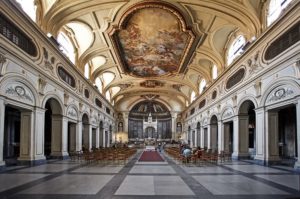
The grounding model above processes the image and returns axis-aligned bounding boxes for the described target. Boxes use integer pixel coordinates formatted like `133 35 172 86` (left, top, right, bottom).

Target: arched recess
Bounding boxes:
82 113 90 151
210 115 218 152
237 100 256 159
44 97 64 158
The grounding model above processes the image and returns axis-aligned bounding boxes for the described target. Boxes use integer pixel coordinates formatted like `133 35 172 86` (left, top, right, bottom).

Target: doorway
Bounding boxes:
278 106 297 161
3 106 21 165
224 121 233 154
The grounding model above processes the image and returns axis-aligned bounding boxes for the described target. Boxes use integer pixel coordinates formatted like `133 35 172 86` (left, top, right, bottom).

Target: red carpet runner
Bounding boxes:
138 151 164 162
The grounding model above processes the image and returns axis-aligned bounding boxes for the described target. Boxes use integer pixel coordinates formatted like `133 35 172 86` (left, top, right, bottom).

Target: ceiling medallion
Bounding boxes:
172 84 183 91
109 1 199 78
119 83 132 89
141 94 159 100
140 80 164 88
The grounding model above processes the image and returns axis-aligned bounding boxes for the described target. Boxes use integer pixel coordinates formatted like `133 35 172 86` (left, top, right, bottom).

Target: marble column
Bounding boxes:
171 112 177 140
294 99 300 169
96 127 100 148
123 112 129 134
218 121 224 153
266 110 280 162
200 126 204 148
50 115 68 157
239 115 250 158
33 107 46 161
192 129 197 147
223 122 231 152
254 107 266 163
232 116 239 158
100 127 104 147
76 122 82 151
232 115 250 159
210 124 218 151
207 125 211 149
62 116 69 156
69 123 76 152
0 98 5 166
88 124 92 150
18 111 34 161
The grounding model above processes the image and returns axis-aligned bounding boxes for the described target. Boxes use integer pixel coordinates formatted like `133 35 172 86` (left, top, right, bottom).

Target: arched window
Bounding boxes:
267 0 293 26
95 77 103 93
102 72 115 87
57 32 75 64
185 100 189 107
84 63 90 79
199 79 207 94
106 90 111 102
227 35 246 66
212 65 218 80
16 0 36 22
190 91 196 103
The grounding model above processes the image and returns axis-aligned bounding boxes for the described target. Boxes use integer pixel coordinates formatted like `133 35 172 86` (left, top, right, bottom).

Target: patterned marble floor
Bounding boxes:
1 151 300 199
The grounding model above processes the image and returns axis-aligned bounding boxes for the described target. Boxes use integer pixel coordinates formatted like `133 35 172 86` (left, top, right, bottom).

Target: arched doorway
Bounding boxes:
197 122 201 147
210 115 218 152
82 114 90 152
44 98 63 158
238 100 256 159
3 106 21 165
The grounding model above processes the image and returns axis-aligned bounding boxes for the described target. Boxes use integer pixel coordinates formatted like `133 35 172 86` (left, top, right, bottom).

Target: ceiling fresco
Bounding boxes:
113 3 197 77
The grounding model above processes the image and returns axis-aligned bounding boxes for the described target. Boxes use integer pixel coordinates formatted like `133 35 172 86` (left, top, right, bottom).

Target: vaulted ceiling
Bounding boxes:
37 0 263 113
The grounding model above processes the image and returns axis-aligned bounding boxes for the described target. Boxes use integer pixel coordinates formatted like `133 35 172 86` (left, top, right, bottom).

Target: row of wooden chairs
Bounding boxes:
69 147 137 165
165 147 232 166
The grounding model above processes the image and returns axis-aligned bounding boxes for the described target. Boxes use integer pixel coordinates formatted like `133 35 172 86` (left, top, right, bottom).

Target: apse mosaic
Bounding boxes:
117 7 190 77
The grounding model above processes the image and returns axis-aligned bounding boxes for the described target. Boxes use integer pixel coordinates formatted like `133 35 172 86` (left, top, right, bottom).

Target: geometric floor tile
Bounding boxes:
21 174 113 194
0 174 49 192
72 165 123 174
255 174 300 190
15 164 78 173
223 164 289 174
115 175 194 195
193 175 289 195
129 165 176 174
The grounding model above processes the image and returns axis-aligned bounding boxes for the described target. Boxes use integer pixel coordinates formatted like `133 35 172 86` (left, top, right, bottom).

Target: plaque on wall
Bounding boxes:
84 89 90 99
199 99 206 110
226 68 245 90
57 66 76 88
212 90 217 100
95 98 102 108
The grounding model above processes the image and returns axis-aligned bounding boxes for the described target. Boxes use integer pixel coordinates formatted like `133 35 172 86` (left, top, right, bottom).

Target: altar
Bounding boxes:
145 145 156 151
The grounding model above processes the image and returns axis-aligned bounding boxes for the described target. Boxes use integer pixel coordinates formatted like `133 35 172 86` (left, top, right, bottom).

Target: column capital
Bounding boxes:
34 107 46 113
